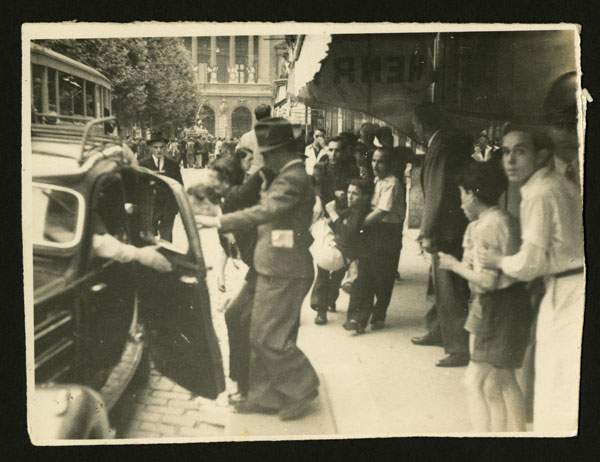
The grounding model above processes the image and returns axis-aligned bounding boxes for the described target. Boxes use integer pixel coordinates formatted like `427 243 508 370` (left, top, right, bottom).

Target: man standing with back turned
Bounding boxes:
411 103 472 367
195 118 320 420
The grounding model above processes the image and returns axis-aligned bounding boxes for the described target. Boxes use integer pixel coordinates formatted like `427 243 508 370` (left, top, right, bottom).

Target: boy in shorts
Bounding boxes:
438 161 533 432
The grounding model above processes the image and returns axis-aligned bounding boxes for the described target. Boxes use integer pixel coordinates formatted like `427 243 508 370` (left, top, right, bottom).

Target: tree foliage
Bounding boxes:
35 38 200 132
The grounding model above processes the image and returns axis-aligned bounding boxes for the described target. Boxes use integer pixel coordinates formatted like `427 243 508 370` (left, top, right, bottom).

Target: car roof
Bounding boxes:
30 124 130 179
32 152 82 178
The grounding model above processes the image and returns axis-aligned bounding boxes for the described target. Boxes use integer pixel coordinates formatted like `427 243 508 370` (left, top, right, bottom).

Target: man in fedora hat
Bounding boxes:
139 131 183 242
195 117 320 421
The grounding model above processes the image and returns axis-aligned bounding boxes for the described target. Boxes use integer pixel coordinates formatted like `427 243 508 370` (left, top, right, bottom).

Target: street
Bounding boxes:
117 168 473 439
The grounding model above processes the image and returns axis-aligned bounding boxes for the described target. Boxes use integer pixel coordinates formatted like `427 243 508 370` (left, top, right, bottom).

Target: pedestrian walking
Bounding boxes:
195 117 320 421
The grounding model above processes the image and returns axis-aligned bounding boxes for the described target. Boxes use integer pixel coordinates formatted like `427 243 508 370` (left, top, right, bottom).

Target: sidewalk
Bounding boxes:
127 169 473 439
225 229 472 437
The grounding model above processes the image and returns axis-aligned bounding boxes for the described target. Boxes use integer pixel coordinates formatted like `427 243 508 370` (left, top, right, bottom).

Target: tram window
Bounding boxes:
72 76 84 117
103 87 111 116
59 72 84 117
59 72 73 115
32 64 43 113
85 81 95 117
47 68 57 112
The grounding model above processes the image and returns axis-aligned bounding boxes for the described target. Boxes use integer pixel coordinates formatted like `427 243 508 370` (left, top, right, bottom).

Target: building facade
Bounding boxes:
183 36 285 139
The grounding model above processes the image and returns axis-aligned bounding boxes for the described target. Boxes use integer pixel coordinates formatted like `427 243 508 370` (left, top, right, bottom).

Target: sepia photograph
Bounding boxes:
21 22 586 444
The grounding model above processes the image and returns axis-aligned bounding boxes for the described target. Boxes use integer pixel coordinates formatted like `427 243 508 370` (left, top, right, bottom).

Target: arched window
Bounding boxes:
231 107 252 138
198 105 215 135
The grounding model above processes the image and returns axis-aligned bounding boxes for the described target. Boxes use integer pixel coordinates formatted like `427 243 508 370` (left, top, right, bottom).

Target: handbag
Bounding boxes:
309 216 347 272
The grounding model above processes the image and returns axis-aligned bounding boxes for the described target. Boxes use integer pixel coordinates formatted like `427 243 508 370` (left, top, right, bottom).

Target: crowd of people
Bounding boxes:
141 72 584 432
124 132 240 169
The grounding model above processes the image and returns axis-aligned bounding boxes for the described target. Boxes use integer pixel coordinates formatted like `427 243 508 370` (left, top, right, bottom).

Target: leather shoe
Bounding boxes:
233 400 278 415
328 304 337 313
436 353 469 368
411 332 443 346
343 320 365 334
279 391 319 421
370 320 385 330
314 313 328 325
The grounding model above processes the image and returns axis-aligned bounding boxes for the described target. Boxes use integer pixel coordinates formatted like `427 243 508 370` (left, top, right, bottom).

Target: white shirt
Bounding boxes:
152 154 164 171
304 144 326 175
471 145 494 162
500 166 584 281
463 206 520 293
238 130 263 174
371 175 406 224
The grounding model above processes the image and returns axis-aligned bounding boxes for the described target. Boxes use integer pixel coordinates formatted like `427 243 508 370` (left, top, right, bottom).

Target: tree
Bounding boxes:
35 38 201 134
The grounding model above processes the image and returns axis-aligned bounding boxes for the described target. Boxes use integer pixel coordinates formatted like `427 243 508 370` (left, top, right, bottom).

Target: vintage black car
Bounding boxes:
29 118 224 440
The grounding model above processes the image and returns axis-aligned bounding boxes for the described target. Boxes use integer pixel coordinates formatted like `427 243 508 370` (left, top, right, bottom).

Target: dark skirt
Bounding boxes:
470 283 533 369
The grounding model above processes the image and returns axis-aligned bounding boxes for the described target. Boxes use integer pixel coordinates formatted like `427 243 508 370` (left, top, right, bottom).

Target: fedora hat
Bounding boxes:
255 117 303 153
148 131 168 144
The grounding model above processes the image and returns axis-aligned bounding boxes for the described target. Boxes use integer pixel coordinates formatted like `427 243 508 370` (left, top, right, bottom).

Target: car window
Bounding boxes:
32 184 84 248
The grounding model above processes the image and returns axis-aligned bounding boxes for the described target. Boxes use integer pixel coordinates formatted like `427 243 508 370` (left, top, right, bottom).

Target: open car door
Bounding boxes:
127 168 225 400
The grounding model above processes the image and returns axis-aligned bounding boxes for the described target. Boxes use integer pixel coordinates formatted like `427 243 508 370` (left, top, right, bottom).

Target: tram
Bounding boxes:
30 43 113 125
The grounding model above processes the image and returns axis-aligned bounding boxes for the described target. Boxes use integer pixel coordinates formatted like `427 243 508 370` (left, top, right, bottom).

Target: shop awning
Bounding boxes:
290 33 436 136
290 30 578 137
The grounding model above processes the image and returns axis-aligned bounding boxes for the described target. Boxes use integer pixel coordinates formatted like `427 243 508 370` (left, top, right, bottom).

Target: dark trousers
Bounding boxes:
224 269 257 396
181 153 188 168
431 240 469 354
310 265 347 314
248 274 319 409
347 223 403 328
152 207 176 242
424 265 441 336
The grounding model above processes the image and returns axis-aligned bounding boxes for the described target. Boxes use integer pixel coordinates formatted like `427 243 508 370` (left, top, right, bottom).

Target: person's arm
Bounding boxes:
363 208 388 227
174 163 183 185
93 234 172 272
330 206 367 241
478 194 552 281
419 141 448 241
438 252 500 291
324 200 339 223
198 170 306 232
224 169 270 210
312 161 325 197
363 178 397 227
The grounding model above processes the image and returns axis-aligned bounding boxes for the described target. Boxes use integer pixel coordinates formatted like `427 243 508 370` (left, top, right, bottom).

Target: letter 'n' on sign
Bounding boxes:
333 57 354 84
361 57 382 83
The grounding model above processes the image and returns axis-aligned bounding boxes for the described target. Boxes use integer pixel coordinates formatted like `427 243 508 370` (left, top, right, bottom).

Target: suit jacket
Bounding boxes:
221 168 276 267
420 129 471 244
139 156 183 212
219 160 315 279
139 155 183 184
313 157 360 208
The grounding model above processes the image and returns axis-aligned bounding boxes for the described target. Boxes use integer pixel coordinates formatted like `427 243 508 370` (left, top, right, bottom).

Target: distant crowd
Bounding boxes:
124 133 240 169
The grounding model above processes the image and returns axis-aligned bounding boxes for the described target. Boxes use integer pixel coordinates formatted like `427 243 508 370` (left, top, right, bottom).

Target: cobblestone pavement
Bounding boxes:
120 178 249 439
